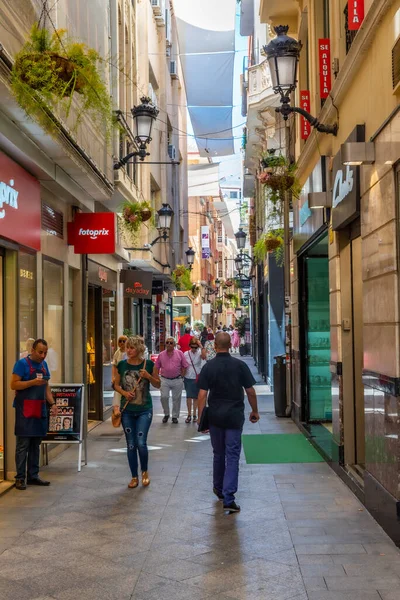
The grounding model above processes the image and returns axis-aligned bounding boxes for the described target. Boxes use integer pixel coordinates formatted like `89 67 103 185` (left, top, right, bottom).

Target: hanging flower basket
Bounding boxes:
121 201 153 234
265 174 295 192
253 231 284 263
225 279 234 287
11 24 112 137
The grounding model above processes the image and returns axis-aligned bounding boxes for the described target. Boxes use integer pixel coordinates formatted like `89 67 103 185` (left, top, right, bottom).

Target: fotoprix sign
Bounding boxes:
331 125 364 230
121 269 152 298
0 151 41 251
67 212 116 254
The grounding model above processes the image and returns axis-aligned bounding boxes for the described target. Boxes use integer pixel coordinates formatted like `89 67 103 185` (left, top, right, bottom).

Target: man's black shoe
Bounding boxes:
27 478 51 486
223 502 241 513
162 415 170 423
172 418 178 424
15 479 26 491
213 487 224 500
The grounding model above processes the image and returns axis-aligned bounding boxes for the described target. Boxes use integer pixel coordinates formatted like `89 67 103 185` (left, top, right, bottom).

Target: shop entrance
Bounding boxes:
300 234 333 457
87 285 103 421
340 231 365 475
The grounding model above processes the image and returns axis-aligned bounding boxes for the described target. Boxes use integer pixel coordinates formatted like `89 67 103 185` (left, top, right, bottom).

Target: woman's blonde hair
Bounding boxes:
125 335 146 359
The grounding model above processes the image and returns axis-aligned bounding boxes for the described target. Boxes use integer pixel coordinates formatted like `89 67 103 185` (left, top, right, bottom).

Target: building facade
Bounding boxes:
0 0 188 483
247 0 400 541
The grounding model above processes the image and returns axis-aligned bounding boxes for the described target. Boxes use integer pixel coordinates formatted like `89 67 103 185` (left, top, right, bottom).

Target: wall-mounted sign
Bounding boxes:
348 0 364 30
318 39 331 99
0 151 41 251
300 90 311 139
121 269 152 298
201 225 210 259
299 198 312 226
20 269 34 280
152 280 164 295
67 212 116 254
331 125 364 230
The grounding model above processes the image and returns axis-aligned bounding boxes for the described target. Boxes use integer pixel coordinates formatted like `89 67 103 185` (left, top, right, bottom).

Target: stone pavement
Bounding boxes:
1 357 400 600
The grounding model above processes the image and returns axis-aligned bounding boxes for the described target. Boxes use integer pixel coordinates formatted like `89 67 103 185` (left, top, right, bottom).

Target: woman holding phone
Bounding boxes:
113 336 160 489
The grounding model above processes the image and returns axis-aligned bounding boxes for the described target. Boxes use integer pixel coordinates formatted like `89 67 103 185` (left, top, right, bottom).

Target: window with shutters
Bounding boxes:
41 203 64 239
392 36 400 91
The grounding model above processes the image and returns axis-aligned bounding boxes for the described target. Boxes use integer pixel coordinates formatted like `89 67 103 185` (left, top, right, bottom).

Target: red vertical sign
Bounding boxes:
300 91 311 139
348 0 364 30
318 39 331 99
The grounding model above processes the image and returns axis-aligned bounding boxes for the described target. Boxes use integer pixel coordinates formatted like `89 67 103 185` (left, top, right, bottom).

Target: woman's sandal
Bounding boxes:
185 415 192 423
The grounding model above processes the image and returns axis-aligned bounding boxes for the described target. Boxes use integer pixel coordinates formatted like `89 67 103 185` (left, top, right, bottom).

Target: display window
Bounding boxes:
19 251 37 358
43 258 64 383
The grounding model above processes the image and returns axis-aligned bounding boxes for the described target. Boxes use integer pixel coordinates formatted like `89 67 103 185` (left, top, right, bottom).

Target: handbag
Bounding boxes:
198 406 209 432
111 361 145 428
188 351 199 383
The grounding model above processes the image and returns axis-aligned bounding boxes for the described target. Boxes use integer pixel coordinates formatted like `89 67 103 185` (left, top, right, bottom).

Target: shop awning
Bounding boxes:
174 0 236 157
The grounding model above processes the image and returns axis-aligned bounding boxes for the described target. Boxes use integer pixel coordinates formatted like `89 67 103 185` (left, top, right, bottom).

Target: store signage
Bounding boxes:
318 39 331 99
331 125 363 230
67 212 115 254
152 279 164 294
45 385 84 442
121 269 152 298
332 166 354 208
0 152 41 251
201 225 210 259
20 269 34 280
348 0 364 30
300 91 311 139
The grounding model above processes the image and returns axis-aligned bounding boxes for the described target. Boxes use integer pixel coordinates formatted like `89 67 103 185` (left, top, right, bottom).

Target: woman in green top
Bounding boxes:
113 336 160 489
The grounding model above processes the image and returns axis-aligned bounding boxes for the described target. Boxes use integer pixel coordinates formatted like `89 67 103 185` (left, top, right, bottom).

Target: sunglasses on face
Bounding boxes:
118 340 126 344
190 345 197 348
166 341 175 345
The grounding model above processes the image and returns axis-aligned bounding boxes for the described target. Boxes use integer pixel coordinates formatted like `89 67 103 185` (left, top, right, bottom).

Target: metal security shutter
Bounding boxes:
393 37 400 90
41 203 64 239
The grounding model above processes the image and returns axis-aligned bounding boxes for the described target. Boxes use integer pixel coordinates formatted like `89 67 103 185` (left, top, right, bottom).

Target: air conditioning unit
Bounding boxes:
168 144 176 160
170 60 178 79
151 0 162 16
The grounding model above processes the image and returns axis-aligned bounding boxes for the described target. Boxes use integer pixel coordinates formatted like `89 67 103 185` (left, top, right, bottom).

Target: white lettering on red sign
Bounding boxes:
300 91 311 140
318 40 331 99
348 0 364 30
0 179 19 219
78 228 110 240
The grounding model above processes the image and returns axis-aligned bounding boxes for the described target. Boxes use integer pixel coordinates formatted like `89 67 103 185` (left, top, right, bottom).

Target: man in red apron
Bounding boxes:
11 338 57 490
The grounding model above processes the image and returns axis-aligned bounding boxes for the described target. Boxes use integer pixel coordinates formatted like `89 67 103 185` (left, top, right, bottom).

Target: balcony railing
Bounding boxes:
247 59 274 108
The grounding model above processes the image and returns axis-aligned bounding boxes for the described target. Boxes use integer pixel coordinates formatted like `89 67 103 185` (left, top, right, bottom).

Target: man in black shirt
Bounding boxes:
197 332 259 512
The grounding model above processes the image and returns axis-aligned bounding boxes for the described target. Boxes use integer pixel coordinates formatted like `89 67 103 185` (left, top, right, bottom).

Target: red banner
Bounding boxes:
67 212 116 254
300 90 311 139
0 151 41 251
318 39 331 99
348 0 364 30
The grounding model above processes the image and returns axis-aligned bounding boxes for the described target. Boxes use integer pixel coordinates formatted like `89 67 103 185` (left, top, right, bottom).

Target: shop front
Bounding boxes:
87 261 117 421
121 269 154 354
330 125 364 477
0 150 41 483
292 158 333 457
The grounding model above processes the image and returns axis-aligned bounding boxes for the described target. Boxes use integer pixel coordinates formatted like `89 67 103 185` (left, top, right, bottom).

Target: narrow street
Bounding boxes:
0 358 399 600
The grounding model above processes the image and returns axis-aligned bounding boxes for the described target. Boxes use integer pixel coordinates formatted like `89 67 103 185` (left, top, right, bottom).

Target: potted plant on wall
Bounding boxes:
11 24 112 137
260 149 286 172
120 200 153 235
172 265 193 291
253 230 284 265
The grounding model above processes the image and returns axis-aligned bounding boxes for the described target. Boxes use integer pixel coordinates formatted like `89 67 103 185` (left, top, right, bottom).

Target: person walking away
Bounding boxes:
178 327 192 354
11 338 57 490
231 327 240 354
113 336 160 489
155 337 189 423
197 332 259 513
183 337 206 423
200 326 208 347
112 335 127 405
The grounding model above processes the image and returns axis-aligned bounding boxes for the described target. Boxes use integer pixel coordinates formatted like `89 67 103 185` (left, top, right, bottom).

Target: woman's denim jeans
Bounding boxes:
121 409 153 477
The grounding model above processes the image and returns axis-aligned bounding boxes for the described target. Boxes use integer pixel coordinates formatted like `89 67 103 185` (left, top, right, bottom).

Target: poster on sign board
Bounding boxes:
45 385 84 442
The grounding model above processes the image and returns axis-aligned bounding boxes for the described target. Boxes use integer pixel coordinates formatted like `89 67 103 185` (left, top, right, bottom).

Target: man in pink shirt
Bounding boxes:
155 337 189 423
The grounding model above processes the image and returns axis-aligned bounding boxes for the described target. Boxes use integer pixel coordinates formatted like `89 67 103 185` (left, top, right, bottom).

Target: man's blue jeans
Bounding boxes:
121 409 153 477
209 425 242 505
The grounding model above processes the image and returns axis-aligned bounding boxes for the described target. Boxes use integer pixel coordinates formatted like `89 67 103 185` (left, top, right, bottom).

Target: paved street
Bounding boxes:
0 358 400 600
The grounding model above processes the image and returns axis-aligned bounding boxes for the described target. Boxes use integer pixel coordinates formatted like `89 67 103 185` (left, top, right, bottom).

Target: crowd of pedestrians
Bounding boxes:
10 322 258 513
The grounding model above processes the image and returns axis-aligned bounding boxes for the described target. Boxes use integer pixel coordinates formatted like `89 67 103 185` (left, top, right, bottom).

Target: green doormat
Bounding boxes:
242 434 324 464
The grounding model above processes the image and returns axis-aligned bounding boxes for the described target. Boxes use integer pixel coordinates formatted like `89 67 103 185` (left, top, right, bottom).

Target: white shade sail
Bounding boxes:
188 163 220 197
174 0 236 157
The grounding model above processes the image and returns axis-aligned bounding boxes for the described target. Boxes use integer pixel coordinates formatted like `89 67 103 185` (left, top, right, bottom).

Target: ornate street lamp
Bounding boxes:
235 228 247 250
157 203 173 231
264 26 338 135
185 247 195 270
114 96 159 168
235 254 244 272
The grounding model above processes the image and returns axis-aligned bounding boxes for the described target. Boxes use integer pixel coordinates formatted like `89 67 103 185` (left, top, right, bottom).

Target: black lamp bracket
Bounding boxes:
124 229 169 252
276 96 338 136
